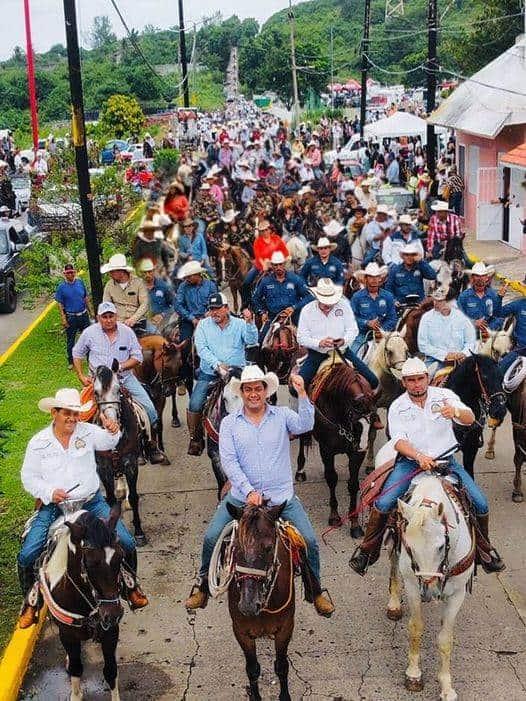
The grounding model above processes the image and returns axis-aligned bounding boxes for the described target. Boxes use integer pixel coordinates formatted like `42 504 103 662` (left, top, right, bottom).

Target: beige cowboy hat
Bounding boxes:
323 220 343 238
138 258 155 272
400 242 421 256
38 387 93 414
312 236 337 251
297 185 312 196
221 209 239 224
467 261 495 276
376 205 390 216
360 178 373 188
310 278 343 306
139 219 159 231
431 200 451 212
100 253 134 274
178 260 205 279
230 365 279 399
200 182 211 190
363 262 388 277
398 214 415 226
257 219 271 232
401 357 428 377
431 288 448 301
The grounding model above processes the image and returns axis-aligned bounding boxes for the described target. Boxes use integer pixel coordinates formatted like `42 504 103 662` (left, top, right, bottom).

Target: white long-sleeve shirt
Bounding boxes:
417 307 477 362
21 423 121 505
297 298 359 353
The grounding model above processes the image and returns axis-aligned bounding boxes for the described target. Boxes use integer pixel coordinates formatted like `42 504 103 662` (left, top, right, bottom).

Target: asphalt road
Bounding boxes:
21 389 526 701
0 298 47 356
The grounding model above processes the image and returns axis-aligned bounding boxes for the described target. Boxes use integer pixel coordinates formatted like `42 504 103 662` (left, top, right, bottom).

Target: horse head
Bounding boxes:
93 363 121 421
480 325 513 362
65 505 124 629
448 354 507 426
227 501 286 617
375 330 409 377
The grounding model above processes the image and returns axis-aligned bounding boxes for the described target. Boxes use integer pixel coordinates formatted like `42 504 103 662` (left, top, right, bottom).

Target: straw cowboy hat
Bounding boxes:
138 258 155 272
400 242 421 256
376 205 390 216
257 219 272 232
270 251 287 264
401 357 428 377
139 219 159 231
467 261 495 276
310 278 343 306
38 388 93 414
431 200 451 212
297 185 312 196
178 261 205 279
230 365 279 399
100 253 133 274
221 209 239 224
399 214 415 226
312 236 337 251
363 262 388 277
200 182 211 190
323 220 343 238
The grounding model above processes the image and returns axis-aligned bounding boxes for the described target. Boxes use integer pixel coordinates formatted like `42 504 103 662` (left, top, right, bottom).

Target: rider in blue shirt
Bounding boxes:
457 262 504 333
350 263 397 353
300 237 344 286
138 259 174 330
498 296 526 374
385 243 437 303
174 262 218 341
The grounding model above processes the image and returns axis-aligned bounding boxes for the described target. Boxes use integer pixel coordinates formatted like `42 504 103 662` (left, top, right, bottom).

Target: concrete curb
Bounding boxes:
467 249 526 296
0 301 56 368
0 614 47 701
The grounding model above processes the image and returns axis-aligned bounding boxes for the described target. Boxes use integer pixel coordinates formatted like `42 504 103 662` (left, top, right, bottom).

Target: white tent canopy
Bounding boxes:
364 111 445 143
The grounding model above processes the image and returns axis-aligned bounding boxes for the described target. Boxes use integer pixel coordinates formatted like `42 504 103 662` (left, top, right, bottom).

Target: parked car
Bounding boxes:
100 139 130 165
0 224 41 313
375 186 415 213
11 174 31 214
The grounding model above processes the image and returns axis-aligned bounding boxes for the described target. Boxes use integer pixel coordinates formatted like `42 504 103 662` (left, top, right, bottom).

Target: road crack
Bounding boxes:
357 648 371 700
508 657 526 693
289 651 313 698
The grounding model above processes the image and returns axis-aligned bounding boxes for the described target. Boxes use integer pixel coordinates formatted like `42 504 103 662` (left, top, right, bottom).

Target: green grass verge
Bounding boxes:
0 307 74 652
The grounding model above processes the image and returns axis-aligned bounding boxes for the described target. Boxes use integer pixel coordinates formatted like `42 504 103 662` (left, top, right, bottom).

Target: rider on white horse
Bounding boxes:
350 357 505 576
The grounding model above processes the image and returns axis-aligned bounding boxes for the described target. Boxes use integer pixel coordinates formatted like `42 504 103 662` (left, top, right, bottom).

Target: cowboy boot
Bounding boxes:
122 550 149 610
18 564 39 629
300 559 335 618
185 578 209 610
186 410 205 456
349 507 389 576
475 514 506 573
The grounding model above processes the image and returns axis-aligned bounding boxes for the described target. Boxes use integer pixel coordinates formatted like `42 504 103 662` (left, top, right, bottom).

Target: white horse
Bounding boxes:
388 474 474 701
477 325 513 362
285 234 308 273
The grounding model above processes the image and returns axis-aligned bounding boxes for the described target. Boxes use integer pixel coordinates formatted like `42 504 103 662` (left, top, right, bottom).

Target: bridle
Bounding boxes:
234 520 282 612
473 359 506 422
150 348 180 397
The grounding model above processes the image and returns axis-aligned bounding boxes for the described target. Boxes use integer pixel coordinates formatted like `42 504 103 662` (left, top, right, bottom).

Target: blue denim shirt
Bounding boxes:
351 288 398 333
300 254 344 286
385 261 437 301
148 277 174 315
174 278 218 321
194 315 259 375
252 272 312 317
501 298 526 347
457 287 503 330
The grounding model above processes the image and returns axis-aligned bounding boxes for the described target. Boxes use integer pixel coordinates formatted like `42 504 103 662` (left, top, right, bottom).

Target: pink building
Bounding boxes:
430 36 526 251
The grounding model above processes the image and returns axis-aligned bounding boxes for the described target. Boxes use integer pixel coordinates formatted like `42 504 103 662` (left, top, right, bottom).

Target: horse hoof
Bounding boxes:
135 534 148 547
138 456 146 466
386 607 402 621
485 450 495 460
350 526 364 539
404 675 424 692
295 471 307 482
328 515 342 527
512 491 524 503
160 457 171 466
171 418 181 428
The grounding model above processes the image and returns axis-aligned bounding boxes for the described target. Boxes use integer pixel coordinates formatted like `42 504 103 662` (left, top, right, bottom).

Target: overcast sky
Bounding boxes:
2 0 290 60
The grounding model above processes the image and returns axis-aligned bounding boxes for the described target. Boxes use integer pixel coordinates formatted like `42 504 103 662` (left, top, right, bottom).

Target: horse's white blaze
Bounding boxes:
70 675 83 701
104 546 116 567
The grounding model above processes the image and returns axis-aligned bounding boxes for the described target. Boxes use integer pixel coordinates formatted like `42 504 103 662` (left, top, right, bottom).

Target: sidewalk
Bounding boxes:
464 231 526 296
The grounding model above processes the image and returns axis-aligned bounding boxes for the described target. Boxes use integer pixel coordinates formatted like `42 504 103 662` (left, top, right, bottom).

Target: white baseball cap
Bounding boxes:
97 301 117 315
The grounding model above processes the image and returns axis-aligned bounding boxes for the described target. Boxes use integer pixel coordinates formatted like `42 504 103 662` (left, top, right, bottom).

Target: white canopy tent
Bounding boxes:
363 111 446 144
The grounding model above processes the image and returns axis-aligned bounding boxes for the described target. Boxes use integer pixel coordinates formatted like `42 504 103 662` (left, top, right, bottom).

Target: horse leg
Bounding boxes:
437 589 466 701
320 445 340 526
348 451 364 538
513 444 524 503
274 625 293 701
364 425 377 473
233 630 261 701
485 426 497 460
295 434 307 482
101 627 120 700
60 632 83 701
156 397 166 452
404 583 424 691
208 440 226 500
171 394 180 428
387 548 403 621
461 434 478 480
126 459 146 546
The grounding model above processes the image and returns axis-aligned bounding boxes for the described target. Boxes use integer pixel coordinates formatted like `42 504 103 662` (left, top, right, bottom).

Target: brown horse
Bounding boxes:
396 298 434 354
296 359 374 536
506 375 526 503
218 243 252 313
137 334 187 452
260 313 300 385
225 502 295 701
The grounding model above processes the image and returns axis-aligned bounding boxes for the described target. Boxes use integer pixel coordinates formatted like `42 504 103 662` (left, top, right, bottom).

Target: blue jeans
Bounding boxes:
65 311 90 363
189 370 216 412
350 332 370 356
375 456 488 515
120 373 158 426
18 491 136 568
298 348 379 389
199 493 320 580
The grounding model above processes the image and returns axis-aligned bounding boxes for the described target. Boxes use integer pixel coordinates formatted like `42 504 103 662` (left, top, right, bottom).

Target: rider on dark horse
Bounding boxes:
185 366 335 617
350 357 505 576
18 388 148 629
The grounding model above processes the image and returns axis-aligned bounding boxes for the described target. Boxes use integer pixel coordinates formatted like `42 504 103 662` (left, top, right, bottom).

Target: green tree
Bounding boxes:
89 15 117 50
99 94 145 138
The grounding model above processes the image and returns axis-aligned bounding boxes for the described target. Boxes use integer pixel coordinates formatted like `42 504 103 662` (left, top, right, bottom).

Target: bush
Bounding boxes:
99 94 145 138
153 148 180 180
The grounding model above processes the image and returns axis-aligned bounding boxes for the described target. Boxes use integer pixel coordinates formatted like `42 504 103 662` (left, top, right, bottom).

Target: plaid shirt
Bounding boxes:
427 212 462 251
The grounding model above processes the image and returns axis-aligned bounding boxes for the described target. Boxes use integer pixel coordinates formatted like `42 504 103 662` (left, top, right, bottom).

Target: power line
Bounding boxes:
427 65 526 98
364 54 425 75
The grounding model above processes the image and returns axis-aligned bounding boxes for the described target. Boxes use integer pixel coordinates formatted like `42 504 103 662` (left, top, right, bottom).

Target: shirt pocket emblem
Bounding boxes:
286 282 295 290
75 438 86 450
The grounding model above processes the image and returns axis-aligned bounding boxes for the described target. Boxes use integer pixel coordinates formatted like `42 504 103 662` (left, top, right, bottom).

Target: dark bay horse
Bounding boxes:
225 502 295 701
219 243 252 313
40 505 124 701
504 368 526 502
260 313 300 385
396 298 433 355
93 363 147 545
162 319 194 428
296 360 374 536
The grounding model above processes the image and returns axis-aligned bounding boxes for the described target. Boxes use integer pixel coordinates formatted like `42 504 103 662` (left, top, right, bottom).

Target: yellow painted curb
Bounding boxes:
0 300 56 368
467 250 526 296
0 612 47 701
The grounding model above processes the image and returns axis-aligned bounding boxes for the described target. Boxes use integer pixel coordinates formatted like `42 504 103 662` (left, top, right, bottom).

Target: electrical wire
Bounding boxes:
364 54 426 75
425 65 526 98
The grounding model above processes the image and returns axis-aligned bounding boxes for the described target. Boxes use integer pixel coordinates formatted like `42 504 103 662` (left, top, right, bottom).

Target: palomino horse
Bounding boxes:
40 505 125 701
389 474 474 701
93 363 147 545
285 234 308 273
224 502 296 701
363 330 409 469
218 243 252 313
137 334 187 452
296 357 374 536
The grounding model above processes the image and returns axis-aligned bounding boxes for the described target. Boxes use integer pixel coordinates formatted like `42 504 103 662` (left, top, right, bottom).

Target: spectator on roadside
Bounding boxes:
55 264 92 368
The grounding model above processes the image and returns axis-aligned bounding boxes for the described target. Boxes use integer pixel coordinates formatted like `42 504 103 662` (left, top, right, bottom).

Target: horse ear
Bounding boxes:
107 500 122 534
437 502 444 518
267 502 287 522
397 499 413 521
111 358 120 373
66 520 85 545
399 325 407 338
226 502 244 521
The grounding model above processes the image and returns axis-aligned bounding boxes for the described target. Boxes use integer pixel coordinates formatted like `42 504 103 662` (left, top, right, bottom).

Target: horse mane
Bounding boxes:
322 362 365 398
78 510 116 549
96 365 114 392
139 335 166 352
44 510 85 591
238 506 271 552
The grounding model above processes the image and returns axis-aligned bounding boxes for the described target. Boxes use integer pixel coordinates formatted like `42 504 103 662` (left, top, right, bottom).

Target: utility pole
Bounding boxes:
23 0 39 153
62 0 103 307
288 0 300 127
330 26 334 111
426 0 438 178
360 0 371 138
177 0 190 108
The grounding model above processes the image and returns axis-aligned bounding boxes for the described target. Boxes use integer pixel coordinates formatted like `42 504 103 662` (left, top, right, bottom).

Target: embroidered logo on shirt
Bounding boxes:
335 308 343 316
286 282 295 290
74 438 86 450
431 400 446 414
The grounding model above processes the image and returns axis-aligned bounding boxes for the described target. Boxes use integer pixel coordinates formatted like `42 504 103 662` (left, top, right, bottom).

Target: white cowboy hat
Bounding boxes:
431 200 451 212
270 251 286 264
400 242 421 256
200 182 211 190
38 388 93 414
401 357 428 377
312 236 337 251
376 205 390 216
467 261 495 276
310 278 343 306
364 262 388 277
230 365 279 399
341 180 355 192
399 214 414 225
360 178 373 187
221 209 239 224
138 258 155 272
323 220 343 238
177 261 205 279
297 185 312 196
100 253 134 274
243 173 258 182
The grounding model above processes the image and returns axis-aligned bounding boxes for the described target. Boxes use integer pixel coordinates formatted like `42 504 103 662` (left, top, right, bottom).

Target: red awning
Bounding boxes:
501 143 526 168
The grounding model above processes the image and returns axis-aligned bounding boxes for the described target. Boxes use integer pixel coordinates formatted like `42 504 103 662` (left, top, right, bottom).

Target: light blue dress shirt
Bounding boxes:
194 315 259 375
219 398 315 505
417 307 477 362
